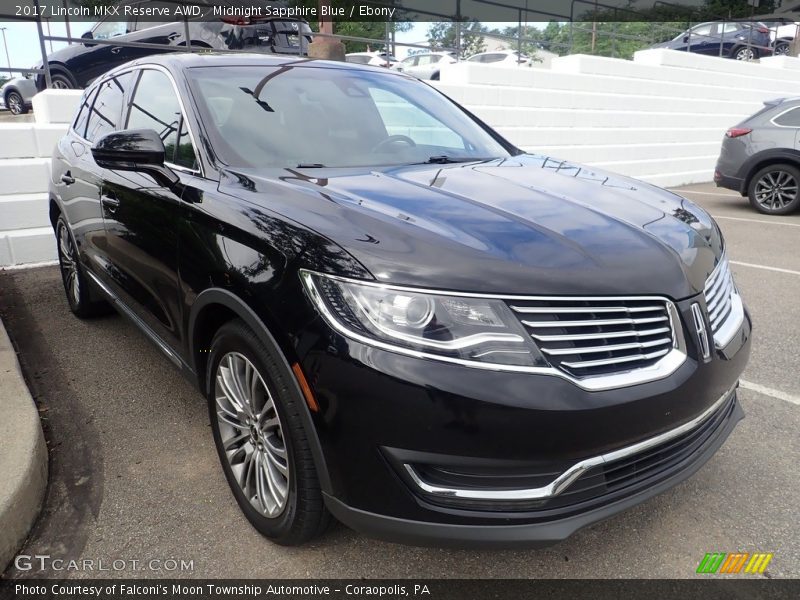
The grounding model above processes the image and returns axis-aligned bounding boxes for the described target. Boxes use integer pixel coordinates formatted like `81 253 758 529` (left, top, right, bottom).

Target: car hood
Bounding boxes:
220 155 722 298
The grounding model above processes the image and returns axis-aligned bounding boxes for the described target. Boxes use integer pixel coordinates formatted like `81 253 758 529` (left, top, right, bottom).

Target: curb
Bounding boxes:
0 316 47 573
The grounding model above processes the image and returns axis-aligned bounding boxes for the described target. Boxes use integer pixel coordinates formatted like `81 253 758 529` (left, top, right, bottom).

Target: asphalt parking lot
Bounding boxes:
0 182 798 579
0 111 34 123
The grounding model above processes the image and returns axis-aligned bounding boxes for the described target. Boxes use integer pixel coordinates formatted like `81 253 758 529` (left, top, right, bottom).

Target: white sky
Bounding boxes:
0 19 77 74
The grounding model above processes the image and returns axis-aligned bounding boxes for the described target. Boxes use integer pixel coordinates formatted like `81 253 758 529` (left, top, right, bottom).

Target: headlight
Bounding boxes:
300 271 547 368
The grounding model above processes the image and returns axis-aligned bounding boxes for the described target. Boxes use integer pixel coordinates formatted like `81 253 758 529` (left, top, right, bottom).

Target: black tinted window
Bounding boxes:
774 107 800 127
175 120 198 170
85 72 133 142
72 87 97 138
128 69 196 169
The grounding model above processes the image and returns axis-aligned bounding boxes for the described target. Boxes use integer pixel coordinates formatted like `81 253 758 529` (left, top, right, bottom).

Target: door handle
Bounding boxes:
60 172 75 185
101 193 120 212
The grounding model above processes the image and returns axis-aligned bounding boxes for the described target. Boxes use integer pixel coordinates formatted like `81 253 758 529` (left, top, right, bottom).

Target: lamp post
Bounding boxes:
0 27 11 78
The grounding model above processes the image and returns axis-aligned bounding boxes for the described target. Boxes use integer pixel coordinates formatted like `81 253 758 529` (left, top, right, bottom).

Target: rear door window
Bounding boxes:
773 107 800 127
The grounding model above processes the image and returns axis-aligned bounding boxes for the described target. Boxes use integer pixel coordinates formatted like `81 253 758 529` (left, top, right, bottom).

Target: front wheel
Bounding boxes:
49 71 76 89
748 164 800 215
207 319 329 545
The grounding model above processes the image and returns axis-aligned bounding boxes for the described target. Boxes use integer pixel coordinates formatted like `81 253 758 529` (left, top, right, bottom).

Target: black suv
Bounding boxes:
36 0 311 90
50 53 751 547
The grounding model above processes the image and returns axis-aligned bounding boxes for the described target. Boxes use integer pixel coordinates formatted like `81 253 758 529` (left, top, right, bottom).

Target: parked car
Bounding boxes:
345 51 401 69
34 0 312 90
394 51 456 80
50 53 750 547
465 50 533 66
653 21 773 60
715 97 800 215
0 77 36 115
762 20 798 55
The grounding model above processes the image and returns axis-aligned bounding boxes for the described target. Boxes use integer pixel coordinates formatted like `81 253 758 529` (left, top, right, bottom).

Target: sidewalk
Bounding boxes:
0 315 47 572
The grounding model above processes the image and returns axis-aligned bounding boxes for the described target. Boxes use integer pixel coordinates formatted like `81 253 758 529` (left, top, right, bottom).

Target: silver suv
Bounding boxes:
715 97 800 215
0 77 36 115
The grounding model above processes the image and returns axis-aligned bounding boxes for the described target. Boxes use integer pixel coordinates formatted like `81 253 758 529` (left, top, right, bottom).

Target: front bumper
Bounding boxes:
300 295 751 546
325 390 742 548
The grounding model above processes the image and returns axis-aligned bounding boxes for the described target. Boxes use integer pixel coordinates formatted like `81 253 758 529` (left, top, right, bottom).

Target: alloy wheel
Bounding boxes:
51 77 72 89
735 47 755 61
754 170 798 212
214 352 289 518
6 92 23 115
775 42 790 56
57 222 80 305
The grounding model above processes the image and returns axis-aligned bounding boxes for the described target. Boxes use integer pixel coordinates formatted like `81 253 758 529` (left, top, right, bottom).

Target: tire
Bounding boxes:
207 319 329 545
733 46 757 61
49 70 76 89
747 164 800 215
55 217 111 317
5 91 28 115
775 41 790 56
430 71 440 81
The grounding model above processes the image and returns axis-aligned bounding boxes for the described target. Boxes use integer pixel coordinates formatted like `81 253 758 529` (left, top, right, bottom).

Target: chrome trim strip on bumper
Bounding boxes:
403 383 738 503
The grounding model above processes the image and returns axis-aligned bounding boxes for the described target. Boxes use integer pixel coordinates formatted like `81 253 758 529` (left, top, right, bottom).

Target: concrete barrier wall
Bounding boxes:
0 91 80 267
2 49 800 267
434 49 800 188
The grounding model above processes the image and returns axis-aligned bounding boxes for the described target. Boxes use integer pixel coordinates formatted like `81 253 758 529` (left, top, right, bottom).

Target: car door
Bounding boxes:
682 23 716 54
426 55 444 78
98 68 196 358
415 55 434 78
52 85 108 269
401 55 418 76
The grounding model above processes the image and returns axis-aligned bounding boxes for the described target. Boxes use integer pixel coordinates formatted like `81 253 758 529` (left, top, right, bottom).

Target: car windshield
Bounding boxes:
186 65 512 169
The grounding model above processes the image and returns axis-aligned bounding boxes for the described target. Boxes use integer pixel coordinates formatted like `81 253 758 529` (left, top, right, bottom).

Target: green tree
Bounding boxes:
539 20 688 59
427 21 486 58
287 1 412 53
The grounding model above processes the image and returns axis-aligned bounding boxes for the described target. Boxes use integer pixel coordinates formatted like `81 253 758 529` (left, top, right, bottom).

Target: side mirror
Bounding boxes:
81 30 95 47
683 35 690 43
92 129 180 188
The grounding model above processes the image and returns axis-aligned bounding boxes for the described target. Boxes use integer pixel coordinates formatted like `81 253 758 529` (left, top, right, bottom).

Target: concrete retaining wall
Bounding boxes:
434 49 800 188
2 50 800 267
0 91 79 268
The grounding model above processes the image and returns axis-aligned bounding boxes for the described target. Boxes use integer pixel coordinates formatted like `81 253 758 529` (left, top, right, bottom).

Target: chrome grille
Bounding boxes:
509 298 677 379
703 255 741 347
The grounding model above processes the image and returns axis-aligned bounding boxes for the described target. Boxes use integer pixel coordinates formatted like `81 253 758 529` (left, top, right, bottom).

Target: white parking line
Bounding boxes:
676 189 740 197
740 380 800 406
712 215 800 228
730 261 800 277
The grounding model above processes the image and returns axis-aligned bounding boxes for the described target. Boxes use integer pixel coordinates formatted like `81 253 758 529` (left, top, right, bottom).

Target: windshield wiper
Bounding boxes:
419 156 492 165
296 163 327 168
